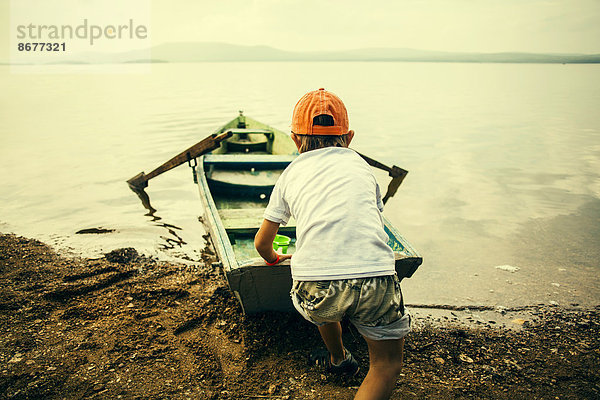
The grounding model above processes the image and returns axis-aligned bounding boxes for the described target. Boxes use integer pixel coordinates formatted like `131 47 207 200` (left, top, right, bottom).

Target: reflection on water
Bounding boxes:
128 184 189 252
0 62 599 306
156 222 187 251
130 186 157 215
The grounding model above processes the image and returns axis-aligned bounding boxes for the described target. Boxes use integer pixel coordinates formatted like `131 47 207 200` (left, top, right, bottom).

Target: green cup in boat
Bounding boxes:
273 234 291 254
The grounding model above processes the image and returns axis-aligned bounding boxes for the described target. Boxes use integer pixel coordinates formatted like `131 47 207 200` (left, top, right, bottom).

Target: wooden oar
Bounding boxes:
356 152 408 204
127 131 232 191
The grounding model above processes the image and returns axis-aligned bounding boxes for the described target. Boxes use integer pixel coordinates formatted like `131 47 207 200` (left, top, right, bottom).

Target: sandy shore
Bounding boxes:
0 233 599 399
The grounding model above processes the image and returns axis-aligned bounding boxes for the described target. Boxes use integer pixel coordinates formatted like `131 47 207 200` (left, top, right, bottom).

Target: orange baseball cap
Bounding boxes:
291 88 349 135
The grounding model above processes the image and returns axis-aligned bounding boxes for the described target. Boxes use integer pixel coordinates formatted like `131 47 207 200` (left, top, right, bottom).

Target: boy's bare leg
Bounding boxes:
354 337 404 400
317 322 346 364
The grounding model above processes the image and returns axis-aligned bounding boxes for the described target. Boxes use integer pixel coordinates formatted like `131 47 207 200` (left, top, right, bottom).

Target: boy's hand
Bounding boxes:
276 254 293 264
256 219 293 265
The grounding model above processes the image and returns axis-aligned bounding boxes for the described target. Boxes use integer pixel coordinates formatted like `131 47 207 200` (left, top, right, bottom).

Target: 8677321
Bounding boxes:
18 42 66 51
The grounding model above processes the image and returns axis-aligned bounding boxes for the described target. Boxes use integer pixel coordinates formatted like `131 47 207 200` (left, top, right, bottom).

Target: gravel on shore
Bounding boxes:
1 233 599 399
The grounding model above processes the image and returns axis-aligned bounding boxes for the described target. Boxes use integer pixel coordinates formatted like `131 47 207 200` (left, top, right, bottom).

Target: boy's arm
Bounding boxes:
254 219 292 265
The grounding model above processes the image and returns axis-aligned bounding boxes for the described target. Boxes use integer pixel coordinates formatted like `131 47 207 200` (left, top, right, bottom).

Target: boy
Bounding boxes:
254 88 410 400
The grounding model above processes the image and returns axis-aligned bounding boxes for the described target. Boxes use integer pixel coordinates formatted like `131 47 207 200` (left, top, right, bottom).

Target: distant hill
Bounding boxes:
5 42 600 65
136 42 600 64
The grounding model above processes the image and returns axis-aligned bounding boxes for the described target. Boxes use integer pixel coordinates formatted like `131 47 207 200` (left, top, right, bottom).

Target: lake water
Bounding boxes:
1 62 599 307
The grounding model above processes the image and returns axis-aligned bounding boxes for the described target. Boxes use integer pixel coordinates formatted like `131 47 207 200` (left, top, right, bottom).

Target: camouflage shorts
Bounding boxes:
290 274 411 340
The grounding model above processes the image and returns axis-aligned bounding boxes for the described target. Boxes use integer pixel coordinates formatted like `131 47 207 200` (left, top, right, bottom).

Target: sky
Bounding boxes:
1 0 600 59
149 0 600 54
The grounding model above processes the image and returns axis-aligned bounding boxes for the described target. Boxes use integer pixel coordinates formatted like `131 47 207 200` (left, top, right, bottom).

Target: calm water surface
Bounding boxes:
1 62 599 307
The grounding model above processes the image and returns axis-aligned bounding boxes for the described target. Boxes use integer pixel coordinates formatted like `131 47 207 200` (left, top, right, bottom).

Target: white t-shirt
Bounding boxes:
263 147 396 281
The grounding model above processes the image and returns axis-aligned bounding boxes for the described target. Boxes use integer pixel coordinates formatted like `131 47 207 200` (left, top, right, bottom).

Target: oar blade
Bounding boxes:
127 172 148 192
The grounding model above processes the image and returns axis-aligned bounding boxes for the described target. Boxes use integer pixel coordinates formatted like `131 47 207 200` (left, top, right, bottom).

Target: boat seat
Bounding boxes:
224 128 274 153
225 128 273 138
203 154 296 169
218 208 296 234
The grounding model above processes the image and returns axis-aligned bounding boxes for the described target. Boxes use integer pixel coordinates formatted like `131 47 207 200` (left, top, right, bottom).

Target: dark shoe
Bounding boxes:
309 348 359 376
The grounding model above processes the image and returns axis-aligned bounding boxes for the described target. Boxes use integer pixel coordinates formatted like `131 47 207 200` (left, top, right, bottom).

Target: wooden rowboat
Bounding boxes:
196 112 422 314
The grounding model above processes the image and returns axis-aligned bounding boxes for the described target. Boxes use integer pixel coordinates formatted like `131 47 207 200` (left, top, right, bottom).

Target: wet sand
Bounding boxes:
1 233 599 399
